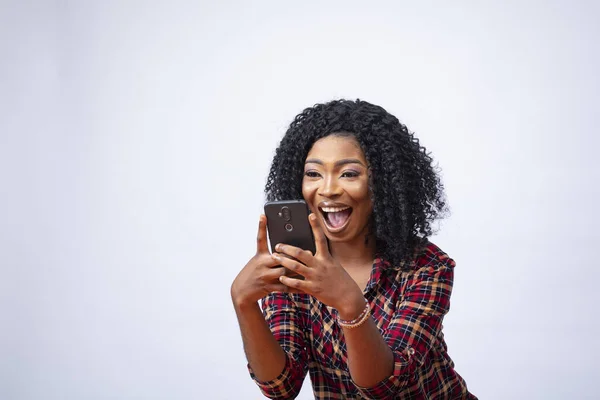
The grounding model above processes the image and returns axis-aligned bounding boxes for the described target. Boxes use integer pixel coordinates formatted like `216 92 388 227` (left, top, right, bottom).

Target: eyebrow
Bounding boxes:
305 158 366 167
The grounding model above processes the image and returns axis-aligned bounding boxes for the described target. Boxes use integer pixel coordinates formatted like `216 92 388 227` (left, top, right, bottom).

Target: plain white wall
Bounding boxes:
2 1 599 399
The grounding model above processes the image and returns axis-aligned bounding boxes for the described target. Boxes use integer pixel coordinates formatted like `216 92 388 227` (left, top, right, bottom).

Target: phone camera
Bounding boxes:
285 223 293 232
280 206 292 221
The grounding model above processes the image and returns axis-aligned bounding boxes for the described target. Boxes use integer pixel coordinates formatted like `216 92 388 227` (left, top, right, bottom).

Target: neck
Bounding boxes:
329 234 376 270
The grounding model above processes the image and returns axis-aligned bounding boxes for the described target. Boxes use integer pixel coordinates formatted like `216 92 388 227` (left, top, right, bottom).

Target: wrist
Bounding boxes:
338 302 370 329
336 291 367 321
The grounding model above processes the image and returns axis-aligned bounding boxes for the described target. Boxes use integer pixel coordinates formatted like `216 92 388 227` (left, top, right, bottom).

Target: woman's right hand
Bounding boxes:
231 215 288 309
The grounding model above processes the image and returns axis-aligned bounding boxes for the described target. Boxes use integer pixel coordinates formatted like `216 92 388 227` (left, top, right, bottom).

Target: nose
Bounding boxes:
318 175 342 198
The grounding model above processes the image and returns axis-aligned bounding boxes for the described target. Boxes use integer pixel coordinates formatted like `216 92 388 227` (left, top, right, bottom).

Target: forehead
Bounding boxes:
305 135 366 162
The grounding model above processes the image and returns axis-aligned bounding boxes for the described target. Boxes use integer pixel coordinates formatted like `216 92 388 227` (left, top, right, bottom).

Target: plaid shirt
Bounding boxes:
248 241 477 399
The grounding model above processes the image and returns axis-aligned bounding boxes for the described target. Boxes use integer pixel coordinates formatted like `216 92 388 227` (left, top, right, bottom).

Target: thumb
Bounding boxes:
256 214 270 254
309 213 330 256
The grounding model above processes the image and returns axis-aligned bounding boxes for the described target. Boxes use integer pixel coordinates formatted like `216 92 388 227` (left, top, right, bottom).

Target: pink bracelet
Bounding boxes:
338 302 371 329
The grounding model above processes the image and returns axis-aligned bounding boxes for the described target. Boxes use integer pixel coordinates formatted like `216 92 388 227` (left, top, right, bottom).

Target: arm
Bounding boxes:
233 292 309 399
233 299 287 382
337 299 395 388
231 215 308 399
351 262 453 398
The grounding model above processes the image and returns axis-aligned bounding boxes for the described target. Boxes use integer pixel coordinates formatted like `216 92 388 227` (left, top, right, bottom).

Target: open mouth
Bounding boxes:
319 205 353 231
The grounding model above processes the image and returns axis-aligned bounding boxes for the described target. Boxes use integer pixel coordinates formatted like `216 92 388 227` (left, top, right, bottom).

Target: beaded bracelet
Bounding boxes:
338 302 371 329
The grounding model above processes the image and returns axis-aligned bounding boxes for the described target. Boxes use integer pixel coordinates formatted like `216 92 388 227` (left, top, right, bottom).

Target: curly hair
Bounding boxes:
265 99 449 270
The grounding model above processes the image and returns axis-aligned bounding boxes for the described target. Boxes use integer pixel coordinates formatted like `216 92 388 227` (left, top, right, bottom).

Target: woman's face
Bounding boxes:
302 134 373 244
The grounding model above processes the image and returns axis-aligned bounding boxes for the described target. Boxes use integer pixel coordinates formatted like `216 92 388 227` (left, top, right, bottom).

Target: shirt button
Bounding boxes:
408 347 415 356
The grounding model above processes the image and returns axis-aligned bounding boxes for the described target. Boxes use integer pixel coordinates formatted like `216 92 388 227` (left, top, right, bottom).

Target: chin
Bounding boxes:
323 231 357 243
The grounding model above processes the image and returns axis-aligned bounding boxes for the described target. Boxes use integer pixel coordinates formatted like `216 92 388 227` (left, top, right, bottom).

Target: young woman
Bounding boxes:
231 99 477 399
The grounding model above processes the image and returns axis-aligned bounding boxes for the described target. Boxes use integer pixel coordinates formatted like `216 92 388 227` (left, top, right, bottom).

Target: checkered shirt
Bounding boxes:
248 241 477 399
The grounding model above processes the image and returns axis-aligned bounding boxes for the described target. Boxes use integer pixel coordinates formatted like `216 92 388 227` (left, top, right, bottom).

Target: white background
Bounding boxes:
2 1 599 399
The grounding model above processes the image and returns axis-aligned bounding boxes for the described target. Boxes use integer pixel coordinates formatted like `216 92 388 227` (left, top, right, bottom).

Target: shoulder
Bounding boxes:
413 240 456 271
380 240 456 291
398 241 456 300
382 239 456 273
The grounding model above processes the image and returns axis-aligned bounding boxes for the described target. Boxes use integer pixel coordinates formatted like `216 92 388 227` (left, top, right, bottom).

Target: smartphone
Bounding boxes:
264 199 316 255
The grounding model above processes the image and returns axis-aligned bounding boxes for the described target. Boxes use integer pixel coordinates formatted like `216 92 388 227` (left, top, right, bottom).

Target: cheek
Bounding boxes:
302 180 317 201
348 183 372 216
347 181 371 201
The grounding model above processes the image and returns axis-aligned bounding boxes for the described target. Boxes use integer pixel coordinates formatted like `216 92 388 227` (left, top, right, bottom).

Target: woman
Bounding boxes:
231 99 477 399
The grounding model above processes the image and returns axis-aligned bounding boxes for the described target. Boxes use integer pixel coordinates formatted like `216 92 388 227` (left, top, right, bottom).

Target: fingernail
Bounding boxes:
309 214 316 221
272 253 280 261
276 244 282 251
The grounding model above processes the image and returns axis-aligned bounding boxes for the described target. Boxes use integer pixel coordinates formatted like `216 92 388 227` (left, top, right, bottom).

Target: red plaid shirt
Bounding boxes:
248 241 477 399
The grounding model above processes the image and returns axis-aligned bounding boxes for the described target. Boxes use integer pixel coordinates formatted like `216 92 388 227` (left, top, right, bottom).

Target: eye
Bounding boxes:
304 170 321 178
341 170 359 178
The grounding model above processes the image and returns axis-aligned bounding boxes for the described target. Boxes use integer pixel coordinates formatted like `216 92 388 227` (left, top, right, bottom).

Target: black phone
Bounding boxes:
264 200 316 255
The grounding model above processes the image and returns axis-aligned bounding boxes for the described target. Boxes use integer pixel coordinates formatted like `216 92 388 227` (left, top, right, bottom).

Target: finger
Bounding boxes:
274 243 313 266
256 214 270 254
309 213 330 256
261 254 282 269
279 275 309 292
272 253 311 277
264 270 303 294
264 283 289 293
263 266 286 280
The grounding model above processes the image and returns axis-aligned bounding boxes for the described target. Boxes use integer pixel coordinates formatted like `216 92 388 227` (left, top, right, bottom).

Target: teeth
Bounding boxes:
321 206 350 213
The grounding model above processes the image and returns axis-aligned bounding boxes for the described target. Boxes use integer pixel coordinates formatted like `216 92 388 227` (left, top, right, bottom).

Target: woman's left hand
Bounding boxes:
271 214 366 319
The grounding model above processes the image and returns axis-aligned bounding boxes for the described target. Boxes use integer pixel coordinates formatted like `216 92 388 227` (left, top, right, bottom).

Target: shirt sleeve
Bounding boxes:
355 260 454 399
247 292 309 399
